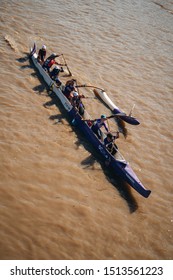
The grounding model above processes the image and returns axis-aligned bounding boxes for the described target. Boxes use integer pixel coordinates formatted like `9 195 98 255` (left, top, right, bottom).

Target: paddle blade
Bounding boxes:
116 118 128 138
107 115 128 138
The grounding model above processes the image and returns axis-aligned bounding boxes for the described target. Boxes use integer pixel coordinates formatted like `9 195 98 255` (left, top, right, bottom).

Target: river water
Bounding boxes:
0 0 173 260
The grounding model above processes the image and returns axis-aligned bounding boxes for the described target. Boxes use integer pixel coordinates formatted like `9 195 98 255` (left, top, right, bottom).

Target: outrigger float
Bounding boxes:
29 43 151 198
93 89 140 125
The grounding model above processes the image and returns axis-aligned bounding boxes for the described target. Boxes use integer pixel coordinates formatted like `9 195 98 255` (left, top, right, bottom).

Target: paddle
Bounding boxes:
62 54 72 76
106 118 111 132
129 104 135 117
107 114 127 138
55 53 63 58
73 82 99 99
115 117 128 138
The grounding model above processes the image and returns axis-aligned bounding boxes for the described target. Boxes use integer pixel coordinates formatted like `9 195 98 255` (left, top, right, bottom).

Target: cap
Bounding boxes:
101 114 106 119
42 45 46 50
73 92 78 97
51 53 57 57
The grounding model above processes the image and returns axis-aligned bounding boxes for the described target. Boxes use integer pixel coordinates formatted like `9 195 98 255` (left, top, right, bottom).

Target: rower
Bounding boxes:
63 79 77 101
37 45 47 65
91 114 109 140
71 91 85 116
42 53 65 73
50 65 64 79
104 132 119 155
49 65 64 86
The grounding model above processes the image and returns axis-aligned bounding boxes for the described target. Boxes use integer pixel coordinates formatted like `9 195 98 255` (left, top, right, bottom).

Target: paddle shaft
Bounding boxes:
62 54 72 76
129 104 135 116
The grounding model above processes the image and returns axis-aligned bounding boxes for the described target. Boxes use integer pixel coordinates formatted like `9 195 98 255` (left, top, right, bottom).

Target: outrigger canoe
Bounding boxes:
29 43 151 198
93 89 140 125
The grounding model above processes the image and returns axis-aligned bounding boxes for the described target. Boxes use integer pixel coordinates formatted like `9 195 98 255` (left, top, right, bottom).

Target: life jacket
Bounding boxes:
63 85 75 98
48 59 55 68
93 119 108 132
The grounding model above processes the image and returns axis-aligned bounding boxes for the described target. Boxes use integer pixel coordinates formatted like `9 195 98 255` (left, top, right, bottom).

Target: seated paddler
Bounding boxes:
91 114 109 139
103 132 119 155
